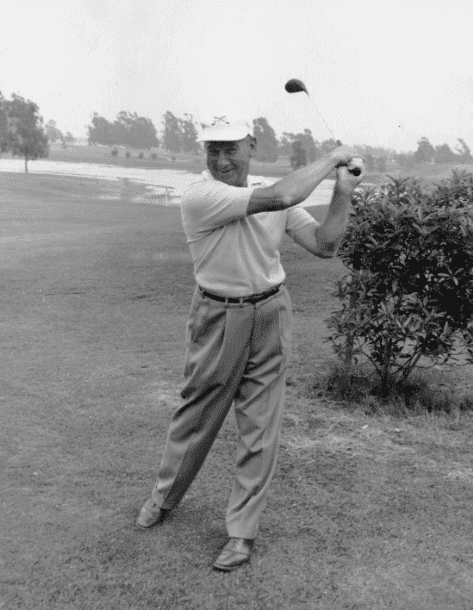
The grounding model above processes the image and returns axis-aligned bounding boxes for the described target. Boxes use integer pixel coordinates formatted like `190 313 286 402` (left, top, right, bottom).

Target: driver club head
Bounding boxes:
284 79 308 95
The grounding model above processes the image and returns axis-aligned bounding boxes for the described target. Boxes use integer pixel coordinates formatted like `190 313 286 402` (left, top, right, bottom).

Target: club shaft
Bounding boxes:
306 94 339 144
305 96 361 176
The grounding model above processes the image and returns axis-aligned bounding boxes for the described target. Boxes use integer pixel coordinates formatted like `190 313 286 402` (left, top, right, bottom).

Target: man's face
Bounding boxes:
205 137 255 187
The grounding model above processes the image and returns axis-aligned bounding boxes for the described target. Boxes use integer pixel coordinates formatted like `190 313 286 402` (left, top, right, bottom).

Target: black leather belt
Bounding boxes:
199 284 281 305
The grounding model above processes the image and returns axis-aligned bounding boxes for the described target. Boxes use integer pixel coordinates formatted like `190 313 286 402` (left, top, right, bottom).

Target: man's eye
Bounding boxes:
209 149 237 156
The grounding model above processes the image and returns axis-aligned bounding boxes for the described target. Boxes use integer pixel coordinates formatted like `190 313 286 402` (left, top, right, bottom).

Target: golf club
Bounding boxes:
285 78 362 177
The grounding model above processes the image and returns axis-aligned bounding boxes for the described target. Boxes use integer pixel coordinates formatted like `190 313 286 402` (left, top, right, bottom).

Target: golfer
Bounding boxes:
137 117 364 571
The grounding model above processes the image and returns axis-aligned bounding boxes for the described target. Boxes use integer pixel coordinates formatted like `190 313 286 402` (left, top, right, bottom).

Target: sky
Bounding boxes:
1 0 472 152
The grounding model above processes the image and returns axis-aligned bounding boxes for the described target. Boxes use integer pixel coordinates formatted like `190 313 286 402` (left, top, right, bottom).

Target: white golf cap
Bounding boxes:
197 116 253 142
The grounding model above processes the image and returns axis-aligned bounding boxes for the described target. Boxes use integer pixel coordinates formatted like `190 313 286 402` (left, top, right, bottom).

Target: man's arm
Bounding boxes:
290 165 365 258
246 145 359 216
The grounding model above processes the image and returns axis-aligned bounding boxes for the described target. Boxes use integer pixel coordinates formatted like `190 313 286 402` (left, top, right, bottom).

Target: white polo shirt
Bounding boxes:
180 170 318 297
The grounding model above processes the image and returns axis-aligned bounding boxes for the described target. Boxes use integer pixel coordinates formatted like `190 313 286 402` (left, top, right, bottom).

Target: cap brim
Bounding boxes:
197 128 252 142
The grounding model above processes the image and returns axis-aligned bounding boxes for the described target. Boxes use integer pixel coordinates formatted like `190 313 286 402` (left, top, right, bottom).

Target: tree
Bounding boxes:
87 113 115 145
130 114 159 149
355 144 396 162
455 138 472 163
114 111 159 149
162 111 182 153
434 143 457 164
3 94 49 172
113 111 131 146
252 117 279 162
298 129 319 162
279 132 296 156
319 138 339 155
376 156 387 173
45 119 63 144
63 132 75 145
414 136 435 164
290 141 307 169
179 114 200 154
87 111 159 149
364 153 375 172
279 130 319 163
396 152 416 171
0 91 8 153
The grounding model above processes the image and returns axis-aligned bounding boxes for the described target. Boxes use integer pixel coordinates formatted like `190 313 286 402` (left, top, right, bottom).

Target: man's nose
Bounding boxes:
216 150 231 166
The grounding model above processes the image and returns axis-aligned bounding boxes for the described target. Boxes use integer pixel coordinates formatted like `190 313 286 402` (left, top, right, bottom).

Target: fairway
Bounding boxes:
2 172 473 610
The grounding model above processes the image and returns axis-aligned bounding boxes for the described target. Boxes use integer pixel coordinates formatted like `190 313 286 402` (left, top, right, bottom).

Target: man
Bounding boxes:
137 117 364 571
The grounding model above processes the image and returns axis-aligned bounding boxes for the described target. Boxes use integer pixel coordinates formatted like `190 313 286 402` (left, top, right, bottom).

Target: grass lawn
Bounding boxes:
2 172 473 610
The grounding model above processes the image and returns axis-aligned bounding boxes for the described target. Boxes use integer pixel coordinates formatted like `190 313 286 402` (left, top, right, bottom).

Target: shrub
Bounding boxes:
150 152 157 160
327 172 473 397
111 146 118 156
125 150 131 158
138 151 144 159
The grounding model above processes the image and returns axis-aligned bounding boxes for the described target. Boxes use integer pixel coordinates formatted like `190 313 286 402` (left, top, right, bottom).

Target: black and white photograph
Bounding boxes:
2 1 473 608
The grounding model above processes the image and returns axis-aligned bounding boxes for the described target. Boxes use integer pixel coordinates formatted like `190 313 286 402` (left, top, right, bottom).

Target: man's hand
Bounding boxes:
335 163 365 196
329 145 362 167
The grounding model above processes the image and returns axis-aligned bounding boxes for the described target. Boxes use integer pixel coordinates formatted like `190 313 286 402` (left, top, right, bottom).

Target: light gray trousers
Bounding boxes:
151 284 292 539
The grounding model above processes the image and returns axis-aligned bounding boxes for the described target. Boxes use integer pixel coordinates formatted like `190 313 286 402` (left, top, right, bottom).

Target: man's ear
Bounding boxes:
249 136 257 156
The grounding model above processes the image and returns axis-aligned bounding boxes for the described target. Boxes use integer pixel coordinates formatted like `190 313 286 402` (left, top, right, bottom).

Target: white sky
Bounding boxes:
1 0 472 151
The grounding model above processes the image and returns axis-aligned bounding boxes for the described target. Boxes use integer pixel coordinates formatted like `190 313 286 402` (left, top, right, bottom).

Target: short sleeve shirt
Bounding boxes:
180 170 318 296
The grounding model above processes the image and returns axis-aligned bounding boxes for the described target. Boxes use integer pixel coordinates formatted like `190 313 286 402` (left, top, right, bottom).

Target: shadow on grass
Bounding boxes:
311 359 473 421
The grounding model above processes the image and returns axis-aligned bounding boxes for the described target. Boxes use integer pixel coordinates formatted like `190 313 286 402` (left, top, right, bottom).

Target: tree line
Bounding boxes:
87 111 160 150
1 89 472 173
87 110 473 171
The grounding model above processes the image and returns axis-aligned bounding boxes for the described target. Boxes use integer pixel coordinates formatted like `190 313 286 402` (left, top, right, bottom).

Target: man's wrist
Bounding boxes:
333 183 355 199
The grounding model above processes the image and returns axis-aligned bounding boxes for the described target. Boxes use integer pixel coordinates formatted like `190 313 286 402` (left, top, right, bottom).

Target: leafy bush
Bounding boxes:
138 151 144 159
111 146 119 156
327 172 473 396
125 150 131 158
150 152 157 160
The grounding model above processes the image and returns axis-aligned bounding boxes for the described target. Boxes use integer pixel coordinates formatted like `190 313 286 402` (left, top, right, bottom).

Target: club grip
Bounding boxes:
348 157 363 177
336 141 363 177
335 141 363 177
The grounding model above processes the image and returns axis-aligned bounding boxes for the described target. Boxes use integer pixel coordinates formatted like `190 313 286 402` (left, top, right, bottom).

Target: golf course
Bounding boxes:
2 164 473 610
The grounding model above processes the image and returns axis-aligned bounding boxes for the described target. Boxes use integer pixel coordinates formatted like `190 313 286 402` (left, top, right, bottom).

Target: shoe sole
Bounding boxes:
136 520 160 529
136 516 163 529
213 558 251 572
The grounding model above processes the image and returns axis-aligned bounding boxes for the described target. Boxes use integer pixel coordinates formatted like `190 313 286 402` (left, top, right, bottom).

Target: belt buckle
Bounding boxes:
223 295 243 305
